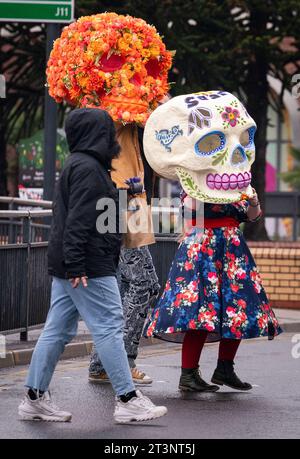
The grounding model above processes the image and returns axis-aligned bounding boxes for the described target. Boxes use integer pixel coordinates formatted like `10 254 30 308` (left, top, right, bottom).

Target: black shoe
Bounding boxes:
179 367 220 392
211 359 252 391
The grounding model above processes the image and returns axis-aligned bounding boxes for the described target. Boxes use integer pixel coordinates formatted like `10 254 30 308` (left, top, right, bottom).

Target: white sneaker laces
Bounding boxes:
135 391 154 408
43 392 60 411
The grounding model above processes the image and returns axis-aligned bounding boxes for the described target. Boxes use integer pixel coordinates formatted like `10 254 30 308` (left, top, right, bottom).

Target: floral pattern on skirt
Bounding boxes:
144 223 282 342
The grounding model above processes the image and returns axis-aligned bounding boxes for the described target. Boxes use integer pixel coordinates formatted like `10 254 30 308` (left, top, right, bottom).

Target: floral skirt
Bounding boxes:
144 226 282 342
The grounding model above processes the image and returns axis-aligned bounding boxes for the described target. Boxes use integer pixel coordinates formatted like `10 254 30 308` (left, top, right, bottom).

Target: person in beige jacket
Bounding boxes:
89 122 160 385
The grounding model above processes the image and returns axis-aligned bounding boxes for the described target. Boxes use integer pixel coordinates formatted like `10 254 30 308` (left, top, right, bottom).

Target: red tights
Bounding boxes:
182 329 241 369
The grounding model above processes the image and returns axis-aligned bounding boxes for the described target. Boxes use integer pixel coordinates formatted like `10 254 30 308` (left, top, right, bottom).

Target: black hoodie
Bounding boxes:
48 108 122 279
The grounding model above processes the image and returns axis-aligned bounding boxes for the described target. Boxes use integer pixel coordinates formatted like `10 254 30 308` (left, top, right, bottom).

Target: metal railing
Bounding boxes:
0 197 52 339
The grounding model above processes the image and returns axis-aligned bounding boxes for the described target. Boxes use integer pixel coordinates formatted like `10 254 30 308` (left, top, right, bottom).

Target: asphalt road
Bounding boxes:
0 333 299 439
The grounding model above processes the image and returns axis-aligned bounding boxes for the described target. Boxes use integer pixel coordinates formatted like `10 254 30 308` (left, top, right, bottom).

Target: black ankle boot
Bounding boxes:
179 367 219 392
211 359 252 391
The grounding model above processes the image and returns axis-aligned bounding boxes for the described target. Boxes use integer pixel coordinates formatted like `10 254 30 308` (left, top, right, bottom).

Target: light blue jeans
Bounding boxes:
25 276 135 396
89 246 160 374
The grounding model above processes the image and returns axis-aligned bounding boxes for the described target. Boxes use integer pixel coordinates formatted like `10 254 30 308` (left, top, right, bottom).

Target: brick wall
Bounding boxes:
248 242 300 309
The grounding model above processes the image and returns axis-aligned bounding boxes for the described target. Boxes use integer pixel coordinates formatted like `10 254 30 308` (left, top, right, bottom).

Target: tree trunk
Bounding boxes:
243 7 269 241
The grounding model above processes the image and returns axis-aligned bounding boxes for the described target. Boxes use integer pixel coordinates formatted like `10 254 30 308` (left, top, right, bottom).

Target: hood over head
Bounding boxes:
65 108 120 169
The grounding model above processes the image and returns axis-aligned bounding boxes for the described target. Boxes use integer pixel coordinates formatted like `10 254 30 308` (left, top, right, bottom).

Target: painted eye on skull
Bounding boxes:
195 131 226 156
240 126 256 148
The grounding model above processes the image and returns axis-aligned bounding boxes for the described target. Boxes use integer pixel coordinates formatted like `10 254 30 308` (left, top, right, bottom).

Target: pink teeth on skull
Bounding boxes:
206 172 251 191
244 171 252 187
214 174 222 190
221 173 230 190
247 171 252 186
229 174 238 189
244 172 250 187
207 173 215 189
237 173 245 189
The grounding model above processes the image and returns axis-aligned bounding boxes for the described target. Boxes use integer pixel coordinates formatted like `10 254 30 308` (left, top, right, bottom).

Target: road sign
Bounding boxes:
0 0 74 23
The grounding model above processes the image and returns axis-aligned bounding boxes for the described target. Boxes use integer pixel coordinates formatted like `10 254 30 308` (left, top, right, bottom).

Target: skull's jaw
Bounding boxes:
176 167 253 204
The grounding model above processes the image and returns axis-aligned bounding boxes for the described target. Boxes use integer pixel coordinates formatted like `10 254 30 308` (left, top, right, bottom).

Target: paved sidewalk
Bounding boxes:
4 321 93 351
272 308 300 331
1 308 299 369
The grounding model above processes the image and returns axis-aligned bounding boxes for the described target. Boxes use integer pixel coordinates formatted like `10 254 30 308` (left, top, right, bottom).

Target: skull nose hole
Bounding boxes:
231 146 247 165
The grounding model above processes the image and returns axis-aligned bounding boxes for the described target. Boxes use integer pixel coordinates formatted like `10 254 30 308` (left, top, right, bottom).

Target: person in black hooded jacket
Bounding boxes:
18 108 167 424
48 107 121 280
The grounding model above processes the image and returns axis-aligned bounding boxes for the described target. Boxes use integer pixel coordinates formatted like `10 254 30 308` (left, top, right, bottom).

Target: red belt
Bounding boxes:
189 216 239 228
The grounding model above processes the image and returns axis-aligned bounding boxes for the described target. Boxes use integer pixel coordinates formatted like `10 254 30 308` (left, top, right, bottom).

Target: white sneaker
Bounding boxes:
18 392 72 422
114 390 167 424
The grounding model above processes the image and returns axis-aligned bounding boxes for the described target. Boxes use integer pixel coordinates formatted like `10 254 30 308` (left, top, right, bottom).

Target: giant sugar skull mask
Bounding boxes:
143 91 256 203
46 13 172 124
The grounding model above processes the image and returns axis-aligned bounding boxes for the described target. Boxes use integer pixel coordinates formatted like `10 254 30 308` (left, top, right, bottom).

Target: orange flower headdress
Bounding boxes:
46 12 173 124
